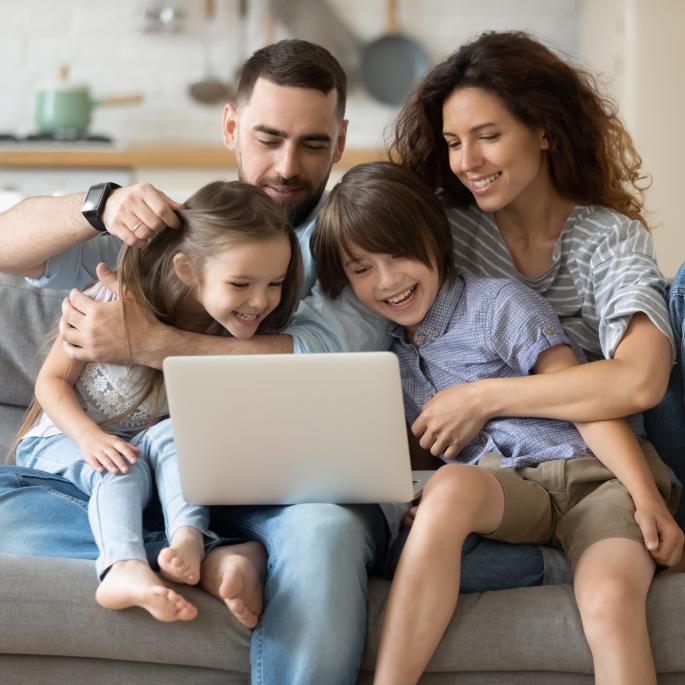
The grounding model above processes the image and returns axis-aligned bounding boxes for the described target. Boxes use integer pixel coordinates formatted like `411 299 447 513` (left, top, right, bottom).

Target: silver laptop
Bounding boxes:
163 352 415 505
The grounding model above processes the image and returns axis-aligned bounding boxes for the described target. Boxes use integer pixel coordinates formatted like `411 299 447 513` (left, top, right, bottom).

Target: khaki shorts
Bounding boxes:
482 440 680 569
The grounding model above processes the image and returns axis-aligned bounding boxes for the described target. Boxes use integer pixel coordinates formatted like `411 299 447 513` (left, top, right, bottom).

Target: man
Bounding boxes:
0 40 567 683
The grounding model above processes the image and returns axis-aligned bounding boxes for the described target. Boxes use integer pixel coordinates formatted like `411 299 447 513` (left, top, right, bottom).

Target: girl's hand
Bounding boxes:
634 499 685 567
412 382 491 458
78 430 140 474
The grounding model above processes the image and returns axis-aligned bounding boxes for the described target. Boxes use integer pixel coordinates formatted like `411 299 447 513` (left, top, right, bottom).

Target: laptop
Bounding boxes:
163 352 416 505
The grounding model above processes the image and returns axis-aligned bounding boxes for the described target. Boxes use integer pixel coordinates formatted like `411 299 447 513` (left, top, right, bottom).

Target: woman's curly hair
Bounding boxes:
389 31 650 225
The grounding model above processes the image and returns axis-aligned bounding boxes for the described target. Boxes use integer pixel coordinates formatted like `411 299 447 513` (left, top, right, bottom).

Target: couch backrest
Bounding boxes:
0 273 67 429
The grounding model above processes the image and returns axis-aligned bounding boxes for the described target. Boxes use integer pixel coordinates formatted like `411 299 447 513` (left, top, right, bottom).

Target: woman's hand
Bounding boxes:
634 498 685 567
412 381 492 458
78 429 140 474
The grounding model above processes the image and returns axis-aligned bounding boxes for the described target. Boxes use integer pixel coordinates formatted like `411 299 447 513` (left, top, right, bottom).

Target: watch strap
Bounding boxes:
82 182 121 233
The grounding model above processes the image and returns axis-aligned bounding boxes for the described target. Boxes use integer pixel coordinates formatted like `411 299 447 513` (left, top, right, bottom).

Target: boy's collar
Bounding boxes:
387 275 464 344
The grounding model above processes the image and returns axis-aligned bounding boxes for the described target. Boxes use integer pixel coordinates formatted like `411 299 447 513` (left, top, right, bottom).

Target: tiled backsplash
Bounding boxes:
1 0 580 147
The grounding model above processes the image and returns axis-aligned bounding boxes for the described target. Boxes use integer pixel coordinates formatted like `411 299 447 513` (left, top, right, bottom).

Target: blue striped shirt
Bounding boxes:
447 204 675 362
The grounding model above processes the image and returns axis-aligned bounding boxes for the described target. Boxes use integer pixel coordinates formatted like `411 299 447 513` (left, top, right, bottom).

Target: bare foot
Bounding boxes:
200 541 267 629
158 526 204 585
96 559 198 622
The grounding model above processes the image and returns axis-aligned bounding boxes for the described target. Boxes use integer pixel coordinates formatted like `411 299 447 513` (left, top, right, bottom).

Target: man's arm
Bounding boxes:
60 266 388 368
0 184 183 279
0 194 91 277
60 264 292 368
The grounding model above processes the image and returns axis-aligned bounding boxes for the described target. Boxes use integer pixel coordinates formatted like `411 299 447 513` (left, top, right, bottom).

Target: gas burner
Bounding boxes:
0 132 114 145
24 132 114 143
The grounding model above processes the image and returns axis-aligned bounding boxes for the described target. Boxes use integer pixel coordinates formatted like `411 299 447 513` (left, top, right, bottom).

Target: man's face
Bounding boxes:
222 78 347 226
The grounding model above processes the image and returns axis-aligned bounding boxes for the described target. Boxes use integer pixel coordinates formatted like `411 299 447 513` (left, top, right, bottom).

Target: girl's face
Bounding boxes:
193 234 292 339
342 247 440 340
441 86 550 213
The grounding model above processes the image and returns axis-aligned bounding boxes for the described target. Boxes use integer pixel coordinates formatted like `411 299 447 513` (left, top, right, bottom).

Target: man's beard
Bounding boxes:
236 160 329 225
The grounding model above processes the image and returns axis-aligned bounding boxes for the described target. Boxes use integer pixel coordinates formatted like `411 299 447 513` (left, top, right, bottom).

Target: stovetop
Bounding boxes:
0 132 114 146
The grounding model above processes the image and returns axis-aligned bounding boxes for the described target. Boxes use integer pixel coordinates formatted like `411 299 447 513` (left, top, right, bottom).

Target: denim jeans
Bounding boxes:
645 261 685 526
14 418 212 578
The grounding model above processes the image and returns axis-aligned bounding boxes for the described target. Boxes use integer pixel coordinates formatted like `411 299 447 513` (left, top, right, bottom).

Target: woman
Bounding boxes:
390 30 684 509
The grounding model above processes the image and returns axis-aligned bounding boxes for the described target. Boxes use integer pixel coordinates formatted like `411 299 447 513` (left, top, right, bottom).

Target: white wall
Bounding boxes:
1 0 579 148
579 0 685 277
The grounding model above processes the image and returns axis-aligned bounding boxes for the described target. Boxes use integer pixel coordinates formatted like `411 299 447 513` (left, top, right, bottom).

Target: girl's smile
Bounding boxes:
175 234 292 339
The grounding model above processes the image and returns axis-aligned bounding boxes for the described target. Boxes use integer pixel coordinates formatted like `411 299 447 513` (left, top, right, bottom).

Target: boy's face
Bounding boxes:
342 247 440 340
222 78 348 226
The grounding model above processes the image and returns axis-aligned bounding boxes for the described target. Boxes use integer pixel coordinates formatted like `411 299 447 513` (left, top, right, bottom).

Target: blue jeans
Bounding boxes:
15 419 212 578
645 261 685 527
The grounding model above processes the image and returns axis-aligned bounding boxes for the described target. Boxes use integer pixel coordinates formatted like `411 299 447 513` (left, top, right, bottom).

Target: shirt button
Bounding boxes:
430 328 439 337
544 326 556 335
415 333 426 344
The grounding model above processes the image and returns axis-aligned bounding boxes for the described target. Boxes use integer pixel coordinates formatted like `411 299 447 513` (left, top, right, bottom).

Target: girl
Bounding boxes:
389 30 685 506
311 161 683 685
10 180 302 623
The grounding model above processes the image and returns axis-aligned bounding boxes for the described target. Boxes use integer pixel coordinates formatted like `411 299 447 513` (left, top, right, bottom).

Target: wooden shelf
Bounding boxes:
0 145 387 169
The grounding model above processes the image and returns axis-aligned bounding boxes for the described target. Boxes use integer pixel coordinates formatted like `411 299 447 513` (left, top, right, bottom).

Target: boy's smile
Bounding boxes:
342 249 440 342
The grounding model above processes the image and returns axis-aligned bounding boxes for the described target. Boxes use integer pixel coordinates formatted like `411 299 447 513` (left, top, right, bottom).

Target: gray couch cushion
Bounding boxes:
0 273 66 407
2 555 685 683
0 274 67 458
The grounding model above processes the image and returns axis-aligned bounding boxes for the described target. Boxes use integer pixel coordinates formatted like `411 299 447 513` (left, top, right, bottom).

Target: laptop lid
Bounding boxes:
163 352 414 505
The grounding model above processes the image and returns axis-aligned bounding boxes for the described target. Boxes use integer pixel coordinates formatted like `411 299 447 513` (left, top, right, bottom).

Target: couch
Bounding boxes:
1 271 685 684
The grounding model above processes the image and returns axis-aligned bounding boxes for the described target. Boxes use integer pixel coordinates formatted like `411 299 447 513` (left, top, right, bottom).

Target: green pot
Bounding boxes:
34 69 143 139
34 86 94 138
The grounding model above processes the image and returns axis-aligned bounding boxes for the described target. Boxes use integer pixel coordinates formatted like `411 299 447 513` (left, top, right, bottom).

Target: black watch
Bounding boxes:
81 182 121 233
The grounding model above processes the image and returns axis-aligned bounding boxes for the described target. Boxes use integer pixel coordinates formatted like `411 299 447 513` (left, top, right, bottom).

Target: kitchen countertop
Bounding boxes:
0 144 387 168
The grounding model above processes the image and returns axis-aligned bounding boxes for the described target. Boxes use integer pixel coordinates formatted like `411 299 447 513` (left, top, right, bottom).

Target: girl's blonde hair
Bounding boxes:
8 181 302 461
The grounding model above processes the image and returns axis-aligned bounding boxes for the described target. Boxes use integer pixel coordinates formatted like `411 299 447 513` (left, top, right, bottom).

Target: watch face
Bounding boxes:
83 184 106 213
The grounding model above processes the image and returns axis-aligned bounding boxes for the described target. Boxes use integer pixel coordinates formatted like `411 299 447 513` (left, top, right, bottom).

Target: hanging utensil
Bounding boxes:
189 0 233 105
232 0 249 90
268 0 360 77
360 0 430 106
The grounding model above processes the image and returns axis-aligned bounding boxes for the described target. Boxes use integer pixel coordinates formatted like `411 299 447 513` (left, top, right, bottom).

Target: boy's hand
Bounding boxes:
78 430 140 474
403 505 418 527
634 499 685 567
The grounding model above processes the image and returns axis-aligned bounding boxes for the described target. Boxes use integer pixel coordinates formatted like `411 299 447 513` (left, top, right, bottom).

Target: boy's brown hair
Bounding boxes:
311 162 455 298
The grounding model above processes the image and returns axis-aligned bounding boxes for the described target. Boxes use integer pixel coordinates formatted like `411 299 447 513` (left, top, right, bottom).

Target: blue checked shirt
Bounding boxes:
389 274 644 470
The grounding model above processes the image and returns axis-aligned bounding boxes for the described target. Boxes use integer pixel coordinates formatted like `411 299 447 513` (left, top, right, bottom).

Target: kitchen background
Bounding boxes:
1 0 683 276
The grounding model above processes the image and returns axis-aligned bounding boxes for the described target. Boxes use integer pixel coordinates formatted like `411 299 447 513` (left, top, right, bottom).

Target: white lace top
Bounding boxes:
24 283 168 439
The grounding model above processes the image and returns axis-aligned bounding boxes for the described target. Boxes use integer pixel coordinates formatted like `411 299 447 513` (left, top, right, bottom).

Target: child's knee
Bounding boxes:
577 573 647 639
422 464 494 518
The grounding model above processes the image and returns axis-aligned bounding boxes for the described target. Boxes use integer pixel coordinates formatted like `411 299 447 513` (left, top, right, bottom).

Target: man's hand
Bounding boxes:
78 428 140 474
60 262 162 365
634 498 685 567
102 183 183 247
412 382 491 459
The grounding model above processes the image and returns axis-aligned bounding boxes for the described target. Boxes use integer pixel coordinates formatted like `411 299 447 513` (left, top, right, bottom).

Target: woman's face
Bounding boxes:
441 87 550 213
